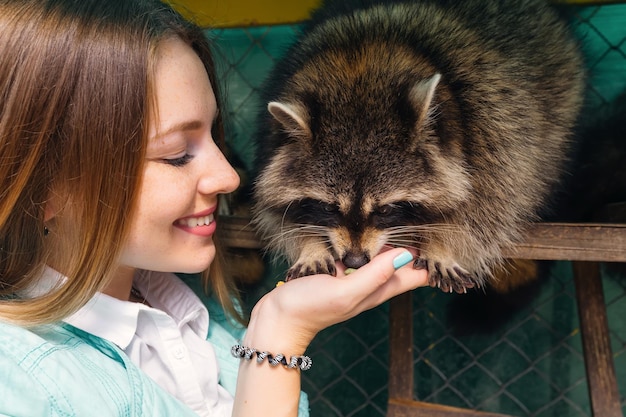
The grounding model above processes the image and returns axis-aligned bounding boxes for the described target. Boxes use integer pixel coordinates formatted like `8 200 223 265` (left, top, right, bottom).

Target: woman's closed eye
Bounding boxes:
163 153 193 167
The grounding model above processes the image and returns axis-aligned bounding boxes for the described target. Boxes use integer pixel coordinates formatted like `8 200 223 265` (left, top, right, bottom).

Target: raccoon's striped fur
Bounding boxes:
252 0 585 293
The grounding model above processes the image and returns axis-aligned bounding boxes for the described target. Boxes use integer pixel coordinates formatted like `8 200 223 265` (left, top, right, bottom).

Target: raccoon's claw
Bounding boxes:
286 257 337 281
413 257 428 270
416 257 476 294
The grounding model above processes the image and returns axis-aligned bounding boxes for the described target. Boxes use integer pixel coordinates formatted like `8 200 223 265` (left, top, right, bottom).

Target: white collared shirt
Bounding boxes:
35 267 234 417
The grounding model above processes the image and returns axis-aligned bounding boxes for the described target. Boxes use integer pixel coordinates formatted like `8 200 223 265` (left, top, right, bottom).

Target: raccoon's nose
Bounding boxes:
342 251 370 269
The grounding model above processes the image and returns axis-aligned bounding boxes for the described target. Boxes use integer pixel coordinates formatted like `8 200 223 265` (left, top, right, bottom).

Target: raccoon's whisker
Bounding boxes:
269 230 326 241
276 222 327 234
384 224 463 235
269 234 322 243
384 231 420 238
384 233 430 243
266 224 330 244
385 223 461 231
279 201 295 231
386 239 422 247
386 242 423 252
278 225 327 234
295 224 329 231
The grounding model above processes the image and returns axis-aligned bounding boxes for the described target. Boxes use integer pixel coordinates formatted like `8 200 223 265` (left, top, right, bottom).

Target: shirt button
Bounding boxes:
172 346 185 360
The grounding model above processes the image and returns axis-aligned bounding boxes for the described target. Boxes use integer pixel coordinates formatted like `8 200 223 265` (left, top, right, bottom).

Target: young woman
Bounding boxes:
0 0 428 416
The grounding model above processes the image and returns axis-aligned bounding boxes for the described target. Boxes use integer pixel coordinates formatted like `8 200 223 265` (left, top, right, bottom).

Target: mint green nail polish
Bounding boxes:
392 251 413 269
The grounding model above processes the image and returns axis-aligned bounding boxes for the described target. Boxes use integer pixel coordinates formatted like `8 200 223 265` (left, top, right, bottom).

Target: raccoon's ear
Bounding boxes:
267 101 312 140
409 73 441 126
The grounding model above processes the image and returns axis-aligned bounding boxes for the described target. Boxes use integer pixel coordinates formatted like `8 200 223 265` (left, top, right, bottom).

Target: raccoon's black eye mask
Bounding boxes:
281 199 442 229
282 198 341 227
371 202 441 228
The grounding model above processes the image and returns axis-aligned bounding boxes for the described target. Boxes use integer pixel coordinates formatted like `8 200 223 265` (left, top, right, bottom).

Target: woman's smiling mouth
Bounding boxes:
174 209 217 236
175 213 214 228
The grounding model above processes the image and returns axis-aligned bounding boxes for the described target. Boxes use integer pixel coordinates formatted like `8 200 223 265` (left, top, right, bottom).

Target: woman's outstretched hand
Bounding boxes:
245 248 429 354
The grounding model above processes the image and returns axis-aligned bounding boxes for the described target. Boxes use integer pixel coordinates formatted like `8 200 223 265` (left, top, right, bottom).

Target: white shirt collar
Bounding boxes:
30 267 209 350
65 290 141 349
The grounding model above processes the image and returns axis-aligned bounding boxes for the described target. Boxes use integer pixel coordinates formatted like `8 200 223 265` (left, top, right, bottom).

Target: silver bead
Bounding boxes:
300 356 312 371
256 351 268 363
243 347 256 360
269 353 284 366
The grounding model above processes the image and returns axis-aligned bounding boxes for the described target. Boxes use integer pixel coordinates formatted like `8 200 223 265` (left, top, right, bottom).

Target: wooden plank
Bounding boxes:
501 223 626 262
219 215 264 249
388 399 514 417
573 262 624 417
388 292 414 402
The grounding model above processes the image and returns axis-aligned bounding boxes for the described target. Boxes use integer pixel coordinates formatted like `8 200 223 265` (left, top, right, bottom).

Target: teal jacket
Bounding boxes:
0 321 200 416
0 282 310 416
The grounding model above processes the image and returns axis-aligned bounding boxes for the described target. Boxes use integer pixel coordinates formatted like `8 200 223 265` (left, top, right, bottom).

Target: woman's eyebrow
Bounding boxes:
151 119 204 141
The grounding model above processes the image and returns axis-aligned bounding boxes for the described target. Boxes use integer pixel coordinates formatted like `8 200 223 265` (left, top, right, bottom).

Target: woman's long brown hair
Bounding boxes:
0 0 243 326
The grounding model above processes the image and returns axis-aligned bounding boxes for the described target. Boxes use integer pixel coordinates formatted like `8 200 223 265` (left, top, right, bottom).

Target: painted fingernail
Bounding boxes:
392 251 414 270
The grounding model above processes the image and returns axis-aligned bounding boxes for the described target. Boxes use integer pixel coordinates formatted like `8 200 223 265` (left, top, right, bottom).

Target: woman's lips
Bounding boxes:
175 213 214 228
174 209 217 237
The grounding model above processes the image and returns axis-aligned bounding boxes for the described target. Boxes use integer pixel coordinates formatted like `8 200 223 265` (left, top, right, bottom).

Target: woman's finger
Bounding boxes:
333 248 426 313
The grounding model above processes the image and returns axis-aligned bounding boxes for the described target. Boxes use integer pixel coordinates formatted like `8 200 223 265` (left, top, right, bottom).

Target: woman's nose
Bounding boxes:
198 147 240 195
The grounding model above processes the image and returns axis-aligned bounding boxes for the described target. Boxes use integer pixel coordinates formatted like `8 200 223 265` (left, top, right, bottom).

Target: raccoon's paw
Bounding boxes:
286 257 337 281
414 257 477 294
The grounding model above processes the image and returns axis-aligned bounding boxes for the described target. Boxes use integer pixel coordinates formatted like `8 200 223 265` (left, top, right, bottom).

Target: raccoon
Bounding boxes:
252 0 585 293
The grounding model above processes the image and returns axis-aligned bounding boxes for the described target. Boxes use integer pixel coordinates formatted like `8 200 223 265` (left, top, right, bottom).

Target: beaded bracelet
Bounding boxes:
231 344 312 371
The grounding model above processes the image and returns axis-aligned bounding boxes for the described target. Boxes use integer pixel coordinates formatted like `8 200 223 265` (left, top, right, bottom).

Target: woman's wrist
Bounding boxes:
243 291 314 356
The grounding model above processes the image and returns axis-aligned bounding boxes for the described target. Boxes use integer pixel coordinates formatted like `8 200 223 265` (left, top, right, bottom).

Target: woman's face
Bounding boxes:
118 37 240 274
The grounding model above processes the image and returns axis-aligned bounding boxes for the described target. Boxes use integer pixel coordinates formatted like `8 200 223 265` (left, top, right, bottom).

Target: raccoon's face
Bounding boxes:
255 103 470 269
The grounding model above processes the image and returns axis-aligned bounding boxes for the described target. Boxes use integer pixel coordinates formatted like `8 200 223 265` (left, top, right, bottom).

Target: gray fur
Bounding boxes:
252 0 585 293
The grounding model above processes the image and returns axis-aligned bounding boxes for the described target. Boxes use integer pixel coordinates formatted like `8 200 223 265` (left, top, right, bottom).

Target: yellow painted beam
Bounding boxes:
170 0 625 28
169 0 321 28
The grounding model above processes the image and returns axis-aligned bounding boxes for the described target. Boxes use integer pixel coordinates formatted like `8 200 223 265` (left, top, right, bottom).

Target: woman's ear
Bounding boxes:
44 189 62 222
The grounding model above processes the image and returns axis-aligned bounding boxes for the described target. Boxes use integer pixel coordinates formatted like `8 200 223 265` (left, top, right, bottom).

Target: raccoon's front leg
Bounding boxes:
414 257 477 294
286 237 336 281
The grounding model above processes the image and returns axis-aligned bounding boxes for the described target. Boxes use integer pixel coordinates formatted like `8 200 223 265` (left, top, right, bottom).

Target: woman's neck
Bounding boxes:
101 266 137 301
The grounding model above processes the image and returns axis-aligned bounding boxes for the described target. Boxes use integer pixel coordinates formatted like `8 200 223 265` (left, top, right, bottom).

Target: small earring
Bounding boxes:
44 226 49 236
